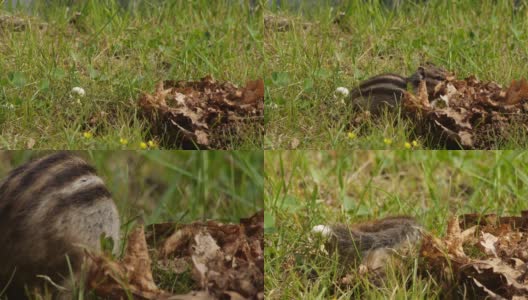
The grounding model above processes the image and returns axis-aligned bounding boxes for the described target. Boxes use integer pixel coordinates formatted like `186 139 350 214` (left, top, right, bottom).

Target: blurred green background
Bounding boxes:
0 150 263 224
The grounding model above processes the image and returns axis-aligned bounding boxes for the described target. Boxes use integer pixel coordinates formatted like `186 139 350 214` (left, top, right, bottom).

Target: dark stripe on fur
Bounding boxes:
6 152 74 202
51 185 111 217
354 86 405 98
356 74 407 90
34 163 97 198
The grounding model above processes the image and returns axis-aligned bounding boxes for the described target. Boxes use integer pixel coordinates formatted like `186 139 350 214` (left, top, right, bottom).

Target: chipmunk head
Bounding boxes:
412 63 448 95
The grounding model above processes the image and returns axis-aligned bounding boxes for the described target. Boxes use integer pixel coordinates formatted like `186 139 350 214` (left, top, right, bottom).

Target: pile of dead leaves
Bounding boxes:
403 72 528 149
138 76 264 149
420 211 528 299
86 210 263 300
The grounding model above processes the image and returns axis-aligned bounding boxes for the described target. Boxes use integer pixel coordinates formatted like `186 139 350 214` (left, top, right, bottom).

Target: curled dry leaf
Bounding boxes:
420 211 528 299
86 225 172 300
402 69 528 149
146 210 264 299
138 76 264 149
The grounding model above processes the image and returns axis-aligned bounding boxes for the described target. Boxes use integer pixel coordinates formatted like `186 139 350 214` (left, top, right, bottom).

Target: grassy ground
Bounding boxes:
0 0 263 149
0 150 263 298
264 150 528 299
264 0 528 149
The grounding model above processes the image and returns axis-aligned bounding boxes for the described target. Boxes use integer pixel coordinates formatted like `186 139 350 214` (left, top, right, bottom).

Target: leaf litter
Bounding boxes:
402 69 528 149
86 210 263 300
138 76 264 149
420 211 528 299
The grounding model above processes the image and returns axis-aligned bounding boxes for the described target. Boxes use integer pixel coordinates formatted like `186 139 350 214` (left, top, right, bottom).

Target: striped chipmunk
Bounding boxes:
312 216 423 280
0 152 120 298
347 64 447 114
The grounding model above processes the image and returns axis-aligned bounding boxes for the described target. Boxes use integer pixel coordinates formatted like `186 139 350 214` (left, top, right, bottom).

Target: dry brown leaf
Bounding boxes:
505 78 528 105
86 225 172 300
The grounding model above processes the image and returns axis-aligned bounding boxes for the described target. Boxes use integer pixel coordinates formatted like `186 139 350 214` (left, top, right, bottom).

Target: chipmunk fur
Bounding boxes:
313 216 422 274
0 152 120 298
350 64 447 114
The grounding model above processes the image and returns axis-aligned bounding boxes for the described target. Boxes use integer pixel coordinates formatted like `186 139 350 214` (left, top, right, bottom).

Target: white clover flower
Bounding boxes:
334 87 350 105
335 87 350 98
71 87 86 97
312 225 333 237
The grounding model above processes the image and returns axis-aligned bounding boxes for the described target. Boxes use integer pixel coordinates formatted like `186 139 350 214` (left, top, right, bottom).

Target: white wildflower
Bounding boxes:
335 86 349 98
71 87 86 97
334 87 350 105
312 225 333 237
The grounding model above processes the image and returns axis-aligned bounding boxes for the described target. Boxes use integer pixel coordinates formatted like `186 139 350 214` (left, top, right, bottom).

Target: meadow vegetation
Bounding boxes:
0 0 263 149
264 0 528 149
264 150 528 299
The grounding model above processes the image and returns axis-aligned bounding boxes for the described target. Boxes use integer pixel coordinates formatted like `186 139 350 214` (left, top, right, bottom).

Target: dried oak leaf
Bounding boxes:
505 79 528 105
419 216 474 291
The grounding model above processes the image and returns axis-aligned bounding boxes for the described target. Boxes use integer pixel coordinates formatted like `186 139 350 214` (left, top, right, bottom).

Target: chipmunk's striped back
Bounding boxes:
349 65 447 114
350 73 408 114
0 152 120 297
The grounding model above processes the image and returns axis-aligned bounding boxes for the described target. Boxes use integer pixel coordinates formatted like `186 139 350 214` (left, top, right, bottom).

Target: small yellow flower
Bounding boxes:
119 138 128 145
139 142 148 149
83 131 93 139
404 142 412 149
147 140 156 148
383 138 392 145
412 140 419 147
347 132 357 140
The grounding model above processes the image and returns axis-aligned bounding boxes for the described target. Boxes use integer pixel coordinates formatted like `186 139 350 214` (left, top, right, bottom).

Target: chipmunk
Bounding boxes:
312 216 422 279
349 64 447 114
0 152 120 298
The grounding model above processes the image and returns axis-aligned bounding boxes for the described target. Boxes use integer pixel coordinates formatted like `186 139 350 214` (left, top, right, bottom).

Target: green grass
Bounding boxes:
0 150 263 299
0 0 263 149
264 0 528 149
264 150 528 299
